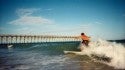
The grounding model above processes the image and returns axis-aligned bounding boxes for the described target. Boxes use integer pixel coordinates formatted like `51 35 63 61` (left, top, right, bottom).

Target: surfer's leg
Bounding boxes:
79 41 84 51
84 40 89 46
82 40 86 45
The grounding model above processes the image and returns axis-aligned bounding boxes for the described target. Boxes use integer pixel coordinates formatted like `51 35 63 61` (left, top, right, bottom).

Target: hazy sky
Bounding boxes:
0 0 125 40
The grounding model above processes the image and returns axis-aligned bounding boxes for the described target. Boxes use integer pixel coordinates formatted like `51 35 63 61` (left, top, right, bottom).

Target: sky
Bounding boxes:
0 0 125 40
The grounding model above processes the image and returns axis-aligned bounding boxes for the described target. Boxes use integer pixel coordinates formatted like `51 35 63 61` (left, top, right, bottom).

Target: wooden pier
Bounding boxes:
0 34 81 44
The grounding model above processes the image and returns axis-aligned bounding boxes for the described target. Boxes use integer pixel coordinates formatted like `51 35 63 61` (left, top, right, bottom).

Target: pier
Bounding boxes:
0 34 81 44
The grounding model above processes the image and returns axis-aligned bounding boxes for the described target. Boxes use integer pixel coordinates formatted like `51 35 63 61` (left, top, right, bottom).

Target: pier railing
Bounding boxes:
0 35 81 44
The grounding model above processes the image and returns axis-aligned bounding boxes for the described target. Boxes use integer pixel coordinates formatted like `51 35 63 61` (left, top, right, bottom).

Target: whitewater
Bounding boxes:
77 39 125 69
0 39 125 70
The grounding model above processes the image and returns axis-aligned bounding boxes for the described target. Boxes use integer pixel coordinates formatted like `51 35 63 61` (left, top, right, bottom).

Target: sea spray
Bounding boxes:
80 39 125 69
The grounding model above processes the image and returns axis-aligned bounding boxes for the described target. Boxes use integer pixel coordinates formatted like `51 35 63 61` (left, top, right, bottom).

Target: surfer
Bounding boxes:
80 33 90 46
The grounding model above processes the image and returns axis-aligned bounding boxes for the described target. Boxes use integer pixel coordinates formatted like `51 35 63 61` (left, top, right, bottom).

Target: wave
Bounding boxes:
80 39 125 69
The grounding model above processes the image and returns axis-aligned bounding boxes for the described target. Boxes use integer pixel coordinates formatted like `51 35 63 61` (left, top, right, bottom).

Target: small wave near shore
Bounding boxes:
79 39 125 69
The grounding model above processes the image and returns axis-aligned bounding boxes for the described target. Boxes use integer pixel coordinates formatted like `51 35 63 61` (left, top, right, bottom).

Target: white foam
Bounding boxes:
14 65 30 70
80 39 125 69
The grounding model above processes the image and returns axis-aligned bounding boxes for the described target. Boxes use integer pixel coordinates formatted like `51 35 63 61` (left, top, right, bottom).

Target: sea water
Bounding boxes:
0 40 125 70
80 39 125 69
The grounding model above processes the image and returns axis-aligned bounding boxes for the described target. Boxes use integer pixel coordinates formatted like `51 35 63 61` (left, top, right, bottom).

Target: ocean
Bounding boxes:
0 40 125 70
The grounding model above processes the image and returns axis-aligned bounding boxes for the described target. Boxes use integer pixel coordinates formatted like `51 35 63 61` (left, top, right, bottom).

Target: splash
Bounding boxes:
80 39 125 69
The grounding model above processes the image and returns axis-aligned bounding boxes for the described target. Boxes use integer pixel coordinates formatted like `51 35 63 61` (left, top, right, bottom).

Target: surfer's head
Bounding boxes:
81 33 84 35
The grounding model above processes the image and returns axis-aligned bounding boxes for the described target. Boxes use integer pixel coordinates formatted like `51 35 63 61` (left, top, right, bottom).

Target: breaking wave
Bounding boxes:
80 39 125 69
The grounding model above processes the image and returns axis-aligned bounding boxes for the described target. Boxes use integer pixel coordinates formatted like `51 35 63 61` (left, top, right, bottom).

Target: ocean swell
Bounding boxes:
80 39 125 69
